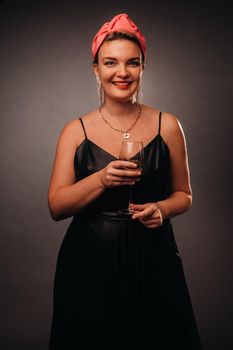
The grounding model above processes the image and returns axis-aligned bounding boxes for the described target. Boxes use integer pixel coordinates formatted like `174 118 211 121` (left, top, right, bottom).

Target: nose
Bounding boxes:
117 64 130 78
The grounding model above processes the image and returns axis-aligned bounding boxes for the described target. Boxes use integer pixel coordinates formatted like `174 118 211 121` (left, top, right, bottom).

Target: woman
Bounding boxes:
48 13 203 350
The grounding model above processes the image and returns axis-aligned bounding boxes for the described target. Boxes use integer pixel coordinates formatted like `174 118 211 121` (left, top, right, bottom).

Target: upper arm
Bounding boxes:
47 119 84 203
162 113 192 195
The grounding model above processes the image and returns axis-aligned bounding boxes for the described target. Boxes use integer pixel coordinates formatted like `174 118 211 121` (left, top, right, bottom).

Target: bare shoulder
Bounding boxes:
58 110 97 148
160 111 186 146
142 105 179 130
161 111 183 133
142 105 185 141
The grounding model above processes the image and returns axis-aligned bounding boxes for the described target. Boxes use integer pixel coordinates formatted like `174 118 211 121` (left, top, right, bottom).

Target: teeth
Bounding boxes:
114 82 130 85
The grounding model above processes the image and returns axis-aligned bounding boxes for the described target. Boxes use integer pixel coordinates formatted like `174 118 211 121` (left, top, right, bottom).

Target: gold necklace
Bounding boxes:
99 104 141 139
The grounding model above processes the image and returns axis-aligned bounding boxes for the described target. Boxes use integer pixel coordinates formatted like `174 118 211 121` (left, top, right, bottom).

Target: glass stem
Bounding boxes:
128 185 133 209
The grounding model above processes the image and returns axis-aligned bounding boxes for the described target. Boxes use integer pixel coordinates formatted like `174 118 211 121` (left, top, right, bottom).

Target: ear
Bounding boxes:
92 63 99 78
139 68 144 79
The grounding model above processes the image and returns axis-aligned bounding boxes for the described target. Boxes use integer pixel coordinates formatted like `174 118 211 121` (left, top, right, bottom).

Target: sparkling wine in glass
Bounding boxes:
118 141 144 215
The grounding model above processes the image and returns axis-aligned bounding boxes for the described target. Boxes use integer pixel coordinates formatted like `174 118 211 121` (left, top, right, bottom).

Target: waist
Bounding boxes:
73 209 171 225
75 209 133 222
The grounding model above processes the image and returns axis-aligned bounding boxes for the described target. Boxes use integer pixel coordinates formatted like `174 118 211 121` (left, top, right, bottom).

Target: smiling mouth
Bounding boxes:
112 81 133 88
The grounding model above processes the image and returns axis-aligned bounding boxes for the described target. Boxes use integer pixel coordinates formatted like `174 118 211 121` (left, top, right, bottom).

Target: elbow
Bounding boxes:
185 192 192 212
47 195 65 222
173 190 192 214
48 204 62 222
50 210 62 222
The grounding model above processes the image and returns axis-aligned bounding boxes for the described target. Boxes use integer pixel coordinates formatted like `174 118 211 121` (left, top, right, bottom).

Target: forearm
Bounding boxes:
156 191 192 220
48 170 105 221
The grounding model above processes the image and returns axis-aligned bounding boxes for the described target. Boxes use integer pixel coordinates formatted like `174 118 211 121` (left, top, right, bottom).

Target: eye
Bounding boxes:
104 60 116 66
128 60 140 67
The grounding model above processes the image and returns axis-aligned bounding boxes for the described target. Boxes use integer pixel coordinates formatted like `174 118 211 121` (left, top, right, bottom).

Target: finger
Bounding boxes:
143 223 159 229
113 160 138 169
109 165 140 177
112 169 141 178
140 216 156 222
118 176 140 183
112 182 136 187
109 180 136 188
140 218 158 225
130 203 147 211
121 182 136 186
140 213 161 222
132 207 154 219
111 176 136 183
140 219 162 227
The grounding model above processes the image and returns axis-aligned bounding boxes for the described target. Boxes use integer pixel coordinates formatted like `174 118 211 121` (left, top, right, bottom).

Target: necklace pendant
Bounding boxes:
123 132 130 139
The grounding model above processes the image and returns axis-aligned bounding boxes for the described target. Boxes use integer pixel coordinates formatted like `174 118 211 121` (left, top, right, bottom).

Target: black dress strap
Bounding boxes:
158 111 162 135
79 118 87 139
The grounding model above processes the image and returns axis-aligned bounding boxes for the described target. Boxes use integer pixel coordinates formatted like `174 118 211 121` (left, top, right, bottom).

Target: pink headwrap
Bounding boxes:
92 13 146 59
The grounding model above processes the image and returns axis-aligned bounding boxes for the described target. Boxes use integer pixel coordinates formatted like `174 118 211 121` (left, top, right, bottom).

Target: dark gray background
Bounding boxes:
1 0 232 349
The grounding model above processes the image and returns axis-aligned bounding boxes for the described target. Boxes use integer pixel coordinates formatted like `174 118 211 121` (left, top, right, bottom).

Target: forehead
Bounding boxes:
98 39 141 59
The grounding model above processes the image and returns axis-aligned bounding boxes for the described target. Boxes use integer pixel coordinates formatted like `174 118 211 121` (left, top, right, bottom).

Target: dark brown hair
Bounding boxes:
93 31 145 64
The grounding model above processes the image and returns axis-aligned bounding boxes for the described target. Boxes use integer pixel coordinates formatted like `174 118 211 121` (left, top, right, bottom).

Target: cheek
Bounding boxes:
130 68 142 80
99 70 114 82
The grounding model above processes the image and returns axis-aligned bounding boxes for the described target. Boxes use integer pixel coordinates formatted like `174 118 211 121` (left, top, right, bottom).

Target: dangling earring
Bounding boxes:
96 76 103 105
137 88 143 104
132 87 143 104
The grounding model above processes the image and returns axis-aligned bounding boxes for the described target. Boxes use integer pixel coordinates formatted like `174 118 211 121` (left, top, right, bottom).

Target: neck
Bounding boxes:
101 100 140 120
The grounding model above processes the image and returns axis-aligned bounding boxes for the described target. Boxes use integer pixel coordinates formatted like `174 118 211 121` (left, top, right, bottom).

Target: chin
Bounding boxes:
108 91 136 103
112 96 134 103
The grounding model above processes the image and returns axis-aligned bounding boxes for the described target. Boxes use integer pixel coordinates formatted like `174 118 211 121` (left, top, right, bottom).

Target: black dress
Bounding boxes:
49 112 203 350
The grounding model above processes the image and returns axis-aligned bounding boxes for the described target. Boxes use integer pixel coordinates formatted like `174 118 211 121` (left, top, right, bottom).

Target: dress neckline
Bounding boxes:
75 134 169 160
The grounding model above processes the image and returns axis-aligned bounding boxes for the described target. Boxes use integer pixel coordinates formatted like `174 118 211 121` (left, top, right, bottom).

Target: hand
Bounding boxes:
100 160 141 188
130 203 163 229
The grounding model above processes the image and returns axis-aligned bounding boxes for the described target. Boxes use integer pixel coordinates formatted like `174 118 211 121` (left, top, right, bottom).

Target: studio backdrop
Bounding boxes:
0 1 232 349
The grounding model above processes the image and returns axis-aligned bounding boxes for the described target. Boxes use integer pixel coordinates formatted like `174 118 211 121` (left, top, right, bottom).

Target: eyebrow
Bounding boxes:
102 56 141 61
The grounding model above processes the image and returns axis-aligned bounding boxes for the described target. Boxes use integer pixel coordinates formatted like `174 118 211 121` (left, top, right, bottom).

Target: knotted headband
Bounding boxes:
92 13 146 59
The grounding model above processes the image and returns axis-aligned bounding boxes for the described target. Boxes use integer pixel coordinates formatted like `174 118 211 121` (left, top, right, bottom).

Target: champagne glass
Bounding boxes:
118 141 144 215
